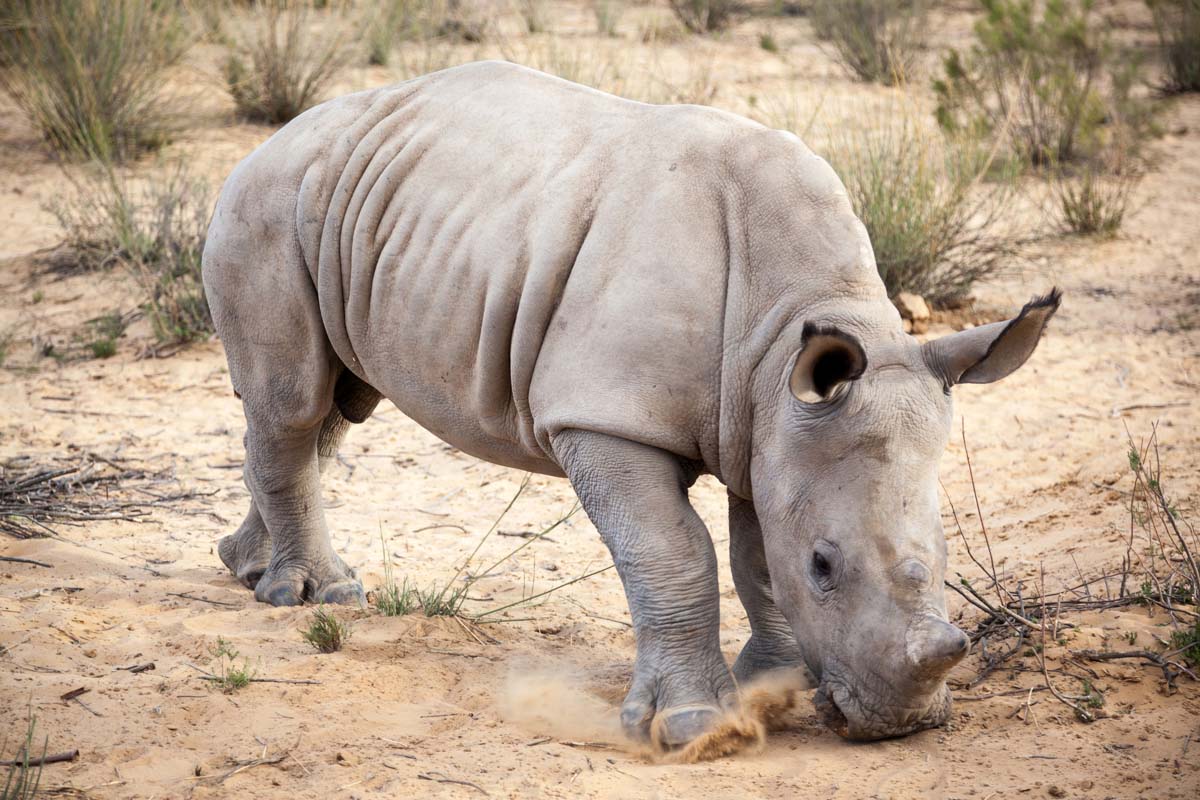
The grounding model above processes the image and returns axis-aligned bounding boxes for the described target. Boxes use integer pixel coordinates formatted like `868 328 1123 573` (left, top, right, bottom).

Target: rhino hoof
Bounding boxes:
252 560 366 607
260 582 304 607
316 581 367 606
650 704 723 750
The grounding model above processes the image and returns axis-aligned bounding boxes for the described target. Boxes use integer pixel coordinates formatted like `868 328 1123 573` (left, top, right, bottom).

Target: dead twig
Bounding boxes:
114 662 155 674
1073 648 1197 687
0 555 53 568
184 662 321 685
0 750 79 767
418 771 489 796
166 592 238 607
1 453 204 539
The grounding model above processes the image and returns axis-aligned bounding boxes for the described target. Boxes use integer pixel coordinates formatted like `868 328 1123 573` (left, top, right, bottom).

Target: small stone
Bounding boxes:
894 292 931 322
1048 786 1066 798
336 750 361 766
902 318 913 334
83 649 97 658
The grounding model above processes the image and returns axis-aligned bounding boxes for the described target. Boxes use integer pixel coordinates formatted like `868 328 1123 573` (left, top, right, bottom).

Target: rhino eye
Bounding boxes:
811 550 836 591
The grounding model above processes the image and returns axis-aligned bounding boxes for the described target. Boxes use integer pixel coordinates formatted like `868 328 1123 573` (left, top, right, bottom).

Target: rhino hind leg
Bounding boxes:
204 204 380 606
727 496 808 684
219 372 381 592
553 429 737 751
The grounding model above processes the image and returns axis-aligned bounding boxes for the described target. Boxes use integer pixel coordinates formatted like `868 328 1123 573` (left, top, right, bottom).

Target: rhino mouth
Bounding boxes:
813 680 952 741
813 684 849 737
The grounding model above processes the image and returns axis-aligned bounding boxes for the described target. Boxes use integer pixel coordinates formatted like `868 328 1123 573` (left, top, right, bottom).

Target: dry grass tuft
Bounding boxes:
49 162 213 345
810 0 926 85
667 0 736 34
820 115 1022 303
1049 163 1139 236
1149 0 1200 93
1 716 45 800
0 0 191 161
302 606 353 653
225 0 355 125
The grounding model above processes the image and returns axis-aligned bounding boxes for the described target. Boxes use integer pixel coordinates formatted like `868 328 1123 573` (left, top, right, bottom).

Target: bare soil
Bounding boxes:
1 3 1198 799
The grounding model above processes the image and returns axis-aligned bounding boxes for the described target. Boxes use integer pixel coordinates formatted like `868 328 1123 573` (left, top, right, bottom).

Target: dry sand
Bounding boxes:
1 3 1198 798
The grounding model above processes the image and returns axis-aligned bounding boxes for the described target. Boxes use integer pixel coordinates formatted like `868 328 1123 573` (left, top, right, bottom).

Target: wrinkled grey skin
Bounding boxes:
202 61 1060 747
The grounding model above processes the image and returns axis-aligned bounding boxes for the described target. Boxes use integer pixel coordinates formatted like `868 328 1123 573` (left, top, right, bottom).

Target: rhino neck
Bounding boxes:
710 291 892 501
715 215 896 501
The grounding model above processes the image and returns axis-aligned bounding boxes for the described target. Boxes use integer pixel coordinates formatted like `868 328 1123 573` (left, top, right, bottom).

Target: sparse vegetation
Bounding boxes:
418 580 472 617
302 606 353 652
1050 163 1139 236
435 0 494 42
49 162 213 345
822 116 1020 303
225 0 355 124
0 0 191 161
517 0 550 33
810 0 927 85
208 637 256 692
84 311 127 359
1170 619 1200 667
668 0 736 33
759 31 779 53
1148 0 1200 93
1 716 45 800
0 329 13 369
365 0 419 66
593 0 624 36
934 0 1145 167
376 529 419 616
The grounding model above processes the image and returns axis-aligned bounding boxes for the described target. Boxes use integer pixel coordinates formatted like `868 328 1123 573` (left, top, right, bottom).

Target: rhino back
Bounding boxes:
215 61 790 476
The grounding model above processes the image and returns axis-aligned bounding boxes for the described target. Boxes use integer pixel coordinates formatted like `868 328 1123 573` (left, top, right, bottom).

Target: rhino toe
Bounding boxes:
258 581 304 607
651 704 724 750
315 580 366 606
252 556 364 607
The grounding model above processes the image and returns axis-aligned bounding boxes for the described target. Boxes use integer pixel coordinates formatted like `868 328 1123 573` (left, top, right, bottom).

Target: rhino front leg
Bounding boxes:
728 494 807 683
554 429 736 750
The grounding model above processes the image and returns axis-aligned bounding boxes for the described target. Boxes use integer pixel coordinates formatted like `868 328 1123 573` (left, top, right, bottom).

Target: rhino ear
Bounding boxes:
922 289 1061 387
790 323 868 403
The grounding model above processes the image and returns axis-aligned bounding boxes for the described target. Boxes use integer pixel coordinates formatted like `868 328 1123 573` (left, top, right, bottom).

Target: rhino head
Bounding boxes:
749 289 1060 740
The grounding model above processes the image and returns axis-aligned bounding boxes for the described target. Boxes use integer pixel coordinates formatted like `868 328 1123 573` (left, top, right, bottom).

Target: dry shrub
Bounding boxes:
1148 0 1200 93
810 0 927 85
364 0 426 66
823 117 1021 303
515 0 551 33
1049 163 1139 236
225 0 355 124
0 0 191 160
668 0 737 33
49 163 213 345
934 0 1149 168
593 0 625 36
434 0 495 42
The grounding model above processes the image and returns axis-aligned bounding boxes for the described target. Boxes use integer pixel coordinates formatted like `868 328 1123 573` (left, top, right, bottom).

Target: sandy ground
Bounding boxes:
2 3 1199 798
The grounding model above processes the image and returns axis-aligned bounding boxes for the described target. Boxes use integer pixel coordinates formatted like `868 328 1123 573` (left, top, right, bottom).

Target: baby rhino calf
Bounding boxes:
202 61 1060 748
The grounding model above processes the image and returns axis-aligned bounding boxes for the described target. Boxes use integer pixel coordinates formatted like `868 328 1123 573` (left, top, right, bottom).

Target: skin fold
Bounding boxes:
202 61 1060 747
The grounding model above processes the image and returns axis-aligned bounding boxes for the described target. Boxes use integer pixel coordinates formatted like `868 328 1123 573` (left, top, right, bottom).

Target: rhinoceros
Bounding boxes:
202 61 1060 747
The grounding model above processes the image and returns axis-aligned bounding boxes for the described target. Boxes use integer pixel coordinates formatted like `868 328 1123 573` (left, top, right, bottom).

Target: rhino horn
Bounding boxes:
905 615 970 680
